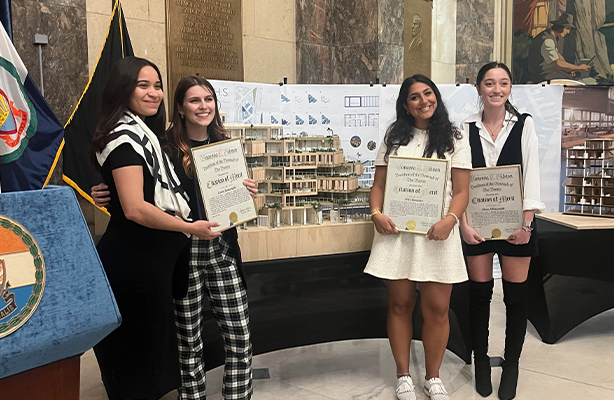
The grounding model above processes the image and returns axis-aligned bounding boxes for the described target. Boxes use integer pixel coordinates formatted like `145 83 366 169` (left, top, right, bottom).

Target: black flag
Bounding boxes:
62 0 133 206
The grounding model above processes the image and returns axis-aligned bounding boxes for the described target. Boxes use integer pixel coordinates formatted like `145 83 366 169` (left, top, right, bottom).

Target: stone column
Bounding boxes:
455 0 494 84
296 0 404 84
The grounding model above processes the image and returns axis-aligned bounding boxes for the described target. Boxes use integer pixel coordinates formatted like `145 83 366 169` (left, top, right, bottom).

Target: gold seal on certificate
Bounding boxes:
383 156 449 234
190 138 258 232
466 165 524 240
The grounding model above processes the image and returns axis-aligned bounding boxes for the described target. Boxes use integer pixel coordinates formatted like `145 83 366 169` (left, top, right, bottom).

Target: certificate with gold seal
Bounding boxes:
383 156 449 234
191 138 257 232
466 165 523 240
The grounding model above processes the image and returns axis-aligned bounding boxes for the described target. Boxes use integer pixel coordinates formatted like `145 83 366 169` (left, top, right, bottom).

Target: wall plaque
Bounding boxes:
403 0 432 78
166 0 243 95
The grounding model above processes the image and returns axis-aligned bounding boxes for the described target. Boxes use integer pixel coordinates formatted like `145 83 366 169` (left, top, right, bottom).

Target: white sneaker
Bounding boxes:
396 375 417 400
423 377 450 400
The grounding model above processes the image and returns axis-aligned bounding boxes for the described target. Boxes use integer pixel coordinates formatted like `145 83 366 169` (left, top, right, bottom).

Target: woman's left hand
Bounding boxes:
426 216 456 241
507 227 531 245
243 179 258 198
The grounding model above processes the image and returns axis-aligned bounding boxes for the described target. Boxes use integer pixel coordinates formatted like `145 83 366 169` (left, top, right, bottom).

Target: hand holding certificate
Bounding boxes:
191 138 258 232
383 156 449 234
466 165 523 240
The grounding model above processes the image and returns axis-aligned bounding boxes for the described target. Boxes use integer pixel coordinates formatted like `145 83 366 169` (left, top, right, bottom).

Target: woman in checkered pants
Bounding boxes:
92 75 256 400
167 76 256 400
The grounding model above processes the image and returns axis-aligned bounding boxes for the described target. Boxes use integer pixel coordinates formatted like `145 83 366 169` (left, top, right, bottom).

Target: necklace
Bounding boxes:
482 119 503 139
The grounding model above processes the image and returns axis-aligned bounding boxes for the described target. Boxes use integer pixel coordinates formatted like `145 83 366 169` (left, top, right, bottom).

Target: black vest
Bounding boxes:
468 114 528 174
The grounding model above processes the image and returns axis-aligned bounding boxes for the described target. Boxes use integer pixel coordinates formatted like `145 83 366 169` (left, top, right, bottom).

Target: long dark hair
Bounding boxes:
476 62 521 119
168 76 228 176
384 74 461 161
90 57 167 168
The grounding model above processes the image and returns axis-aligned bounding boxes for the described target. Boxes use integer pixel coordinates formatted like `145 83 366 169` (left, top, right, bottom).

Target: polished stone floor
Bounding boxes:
80 280 614 399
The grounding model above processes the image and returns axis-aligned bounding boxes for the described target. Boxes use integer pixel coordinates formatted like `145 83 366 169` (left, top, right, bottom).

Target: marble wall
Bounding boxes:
12 0 89 125
11 0 90 186
296 0 334 83
455 0 495 84
297 0 404 84
378 0 404 84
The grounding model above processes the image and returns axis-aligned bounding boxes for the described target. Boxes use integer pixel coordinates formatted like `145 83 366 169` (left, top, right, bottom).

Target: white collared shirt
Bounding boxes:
460 111 546 212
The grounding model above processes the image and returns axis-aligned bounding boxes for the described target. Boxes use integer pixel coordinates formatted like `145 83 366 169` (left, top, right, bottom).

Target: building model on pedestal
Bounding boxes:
564 138 614 217
225 124 369 227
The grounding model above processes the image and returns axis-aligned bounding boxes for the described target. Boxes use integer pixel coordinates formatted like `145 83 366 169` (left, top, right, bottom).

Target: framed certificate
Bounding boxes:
190 138 258 232
466 165 524 240
383 156 449 234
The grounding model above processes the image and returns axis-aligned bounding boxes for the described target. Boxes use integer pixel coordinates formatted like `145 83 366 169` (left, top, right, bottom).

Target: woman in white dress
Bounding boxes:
365 75 472 400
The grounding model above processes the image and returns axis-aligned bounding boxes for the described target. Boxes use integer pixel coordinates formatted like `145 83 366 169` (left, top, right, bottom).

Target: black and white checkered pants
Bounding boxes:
175 235 252 400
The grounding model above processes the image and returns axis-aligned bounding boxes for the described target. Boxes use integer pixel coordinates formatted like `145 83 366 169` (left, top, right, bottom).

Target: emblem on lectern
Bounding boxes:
0 215 45 338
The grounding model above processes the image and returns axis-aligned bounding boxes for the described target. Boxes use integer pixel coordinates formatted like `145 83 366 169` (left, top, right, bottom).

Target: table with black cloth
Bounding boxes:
198 251 472 371
528 213 614 344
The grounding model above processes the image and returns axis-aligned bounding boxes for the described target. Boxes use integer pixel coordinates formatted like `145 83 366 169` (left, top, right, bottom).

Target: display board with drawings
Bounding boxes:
209 80 563 212
279 84 381 163
209 80 282 126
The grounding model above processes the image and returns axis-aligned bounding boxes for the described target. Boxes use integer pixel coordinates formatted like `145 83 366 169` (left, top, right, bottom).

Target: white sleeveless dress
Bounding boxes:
364 128 471 283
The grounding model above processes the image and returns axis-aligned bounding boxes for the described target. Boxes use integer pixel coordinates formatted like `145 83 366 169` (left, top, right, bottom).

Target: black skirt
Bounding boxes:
462 224 538 257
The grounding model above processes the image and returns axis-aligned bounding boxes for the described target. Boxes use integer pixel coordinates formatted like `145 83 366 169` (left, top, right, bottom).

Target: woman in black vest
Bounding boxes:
459 62 545 400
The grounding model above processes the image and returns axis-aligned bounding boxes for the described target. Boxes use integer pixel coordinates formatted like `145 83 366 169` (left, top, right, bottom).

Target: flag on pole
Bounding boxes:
0 25 64 192
62 0 133 205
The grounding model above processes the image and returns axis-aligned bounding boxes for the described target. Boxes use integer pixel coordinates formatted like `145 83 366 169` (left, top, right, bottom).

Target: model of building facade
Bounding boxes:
225 124 368 226
564 138 614 217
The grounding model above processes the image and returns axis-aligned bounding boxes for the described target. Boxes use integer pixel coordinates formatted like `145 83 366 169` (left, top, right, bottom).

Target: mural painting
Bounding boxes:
513 0 614 84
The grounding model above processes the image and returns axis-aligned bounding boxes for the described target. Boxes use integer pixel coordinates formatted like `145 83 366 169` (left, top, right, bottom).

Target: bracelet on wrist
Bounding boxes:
370 209 381 217
447 212 459 224
521 226 532 233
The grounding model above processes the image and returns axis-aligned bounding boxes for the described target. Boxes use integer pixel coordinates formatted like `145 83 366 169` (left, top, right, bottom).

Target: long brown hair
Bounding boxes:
90 56 167 168
168 76 228 176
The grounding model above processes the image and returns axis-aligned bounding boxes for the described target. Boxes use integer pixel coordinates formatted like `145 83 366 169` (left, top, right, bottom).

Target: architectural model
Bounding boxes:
564 138 614 217
225 124 370 226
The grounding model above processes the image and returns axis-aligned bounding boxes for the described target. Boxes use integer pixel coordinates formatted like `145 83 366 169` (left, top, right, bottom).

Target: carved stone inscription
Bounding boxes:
166 0 243 94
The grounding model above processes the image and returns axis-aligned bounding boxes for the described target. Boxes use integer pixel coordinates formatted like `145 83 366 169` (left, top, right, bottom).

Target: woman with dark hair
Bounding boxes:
365 75 471 400
92 75 257 400
459 62 545 400
91 57 220 400
169 76 255 400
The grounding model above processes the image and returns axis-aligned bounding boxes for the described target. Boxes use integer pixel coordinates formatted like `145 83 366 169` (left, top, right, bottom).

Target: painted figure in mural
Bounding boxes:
365 75 471 400
460 62 545 400
527 13 590 82
563 0 611 79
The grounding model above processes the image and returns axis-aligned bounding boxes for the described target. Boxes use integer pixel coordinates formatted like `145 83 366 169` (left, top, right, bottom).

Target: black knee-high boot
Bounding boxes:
499 279 528 400
470 279 494 397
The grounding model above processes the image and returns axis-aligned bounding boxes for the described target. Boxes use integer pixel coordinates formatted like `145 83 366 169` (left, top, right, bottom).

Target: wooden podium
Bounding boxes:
0 357 80 400
0 187 121 397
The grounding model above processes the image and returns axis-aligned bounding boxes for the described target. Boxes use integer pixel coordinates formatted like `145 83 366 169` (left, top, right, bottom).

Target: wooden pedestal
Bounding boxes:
0 356 80 400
